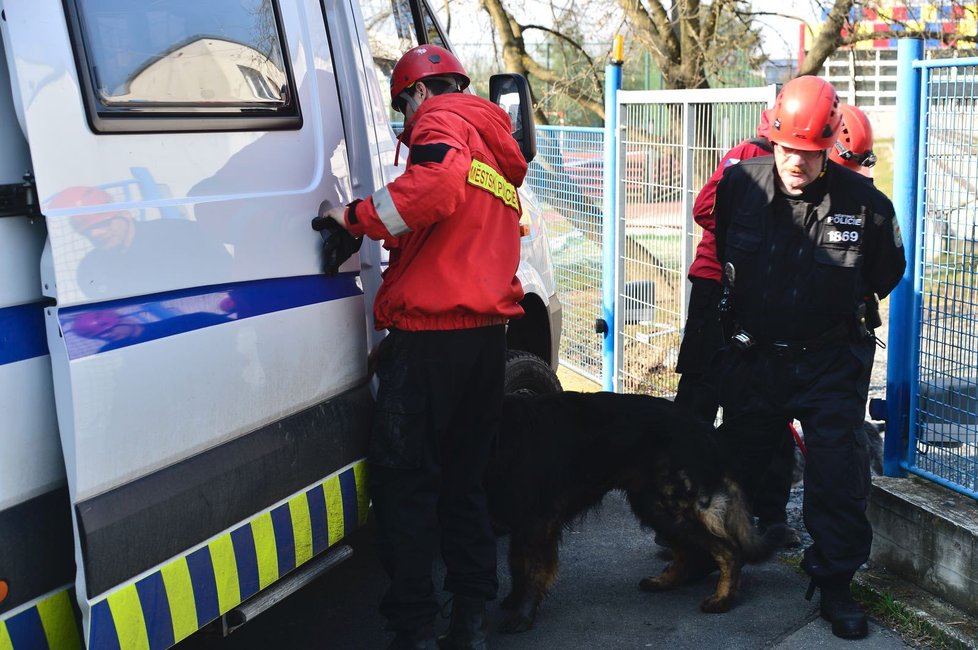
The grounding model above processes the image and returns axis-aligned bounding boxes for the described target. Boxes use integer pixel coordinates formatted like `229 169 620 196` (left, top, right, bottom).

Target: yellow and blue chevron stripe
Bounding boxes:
0 588 82 650
86 460 369 650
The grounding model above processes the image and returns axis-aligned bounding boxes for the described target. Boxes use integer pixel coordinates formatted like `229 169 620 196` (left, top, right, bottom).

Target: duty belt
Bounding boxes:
766 321 855 355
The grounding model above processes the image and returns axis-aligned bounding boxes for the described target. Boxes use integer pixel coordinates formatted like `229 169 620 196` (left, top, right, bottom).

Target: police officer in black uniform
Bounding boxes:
712 76 906 640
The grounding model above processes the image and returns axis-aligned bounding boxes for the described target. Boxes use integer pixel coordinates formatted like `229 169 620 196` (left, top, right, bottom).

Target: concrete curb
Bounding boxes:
854 566 978 649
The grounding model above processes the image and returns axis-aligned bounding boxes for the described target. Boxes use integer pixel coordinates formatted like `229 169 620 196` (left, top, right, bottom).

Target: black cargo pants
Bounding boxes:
717 337 876 581
675 278 795 525
368 326 504 632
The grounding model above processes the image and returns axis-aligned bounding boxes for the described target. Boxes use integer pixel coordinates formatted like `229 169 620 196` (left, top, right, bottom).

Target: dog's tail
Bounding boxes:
699 478 789 564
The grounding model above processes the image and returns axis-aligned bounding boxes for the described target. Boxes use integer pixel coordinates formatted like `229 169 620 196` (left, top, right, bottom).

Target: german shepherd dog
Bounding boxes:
486 391 788 633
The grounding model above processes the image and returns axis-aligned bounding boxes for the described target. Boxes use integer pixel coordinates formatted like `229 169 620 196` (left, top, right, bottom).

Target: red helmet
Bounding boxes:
389 45 470 109
829 103 877 171
47 185 129 232
769 76 842 151
48 185 114 209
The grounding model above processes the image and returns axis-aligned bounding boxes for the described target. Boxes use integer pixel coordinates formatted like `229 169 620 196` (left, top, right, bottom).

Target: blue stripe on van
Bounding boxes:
269 504 297 577
229 526 260 602
339 469 359 540
134 572 175 650
4 605 47 649
185 548 220 627
0 302 49 366
306 484 329 557
88 600 122 650
59 273 361 360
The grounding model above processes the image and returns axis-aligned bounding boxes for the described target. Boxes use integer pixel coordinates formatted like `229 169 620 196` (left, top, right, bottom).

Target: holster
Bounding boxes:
718 290 736 342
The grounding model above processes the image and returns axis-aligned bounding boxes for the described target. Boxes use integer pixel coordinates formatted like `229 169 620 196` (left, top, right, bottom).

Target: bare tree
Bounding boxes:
479 0 606 123
618 0 763 90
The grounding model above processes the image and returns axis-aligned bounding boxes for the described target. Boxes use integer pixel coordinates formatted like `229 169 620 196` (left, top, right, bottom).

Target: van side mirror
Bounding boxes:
489 73 536 163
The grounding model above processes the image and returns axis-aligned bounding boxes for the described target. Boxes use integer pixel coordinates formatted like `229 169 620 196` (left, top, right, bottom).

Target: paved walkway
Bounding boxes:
177 492 911 649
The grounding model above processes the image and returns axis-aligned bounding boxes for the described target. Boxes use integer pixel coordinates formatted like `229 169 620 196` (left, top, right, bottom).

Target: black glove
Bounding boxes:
311 213 363 276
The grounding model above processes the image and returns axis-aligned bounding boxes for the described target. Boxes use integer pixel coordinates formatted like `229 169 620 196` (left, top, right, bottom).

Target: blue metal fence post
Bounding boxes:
601 37 623 392
885 38 923 477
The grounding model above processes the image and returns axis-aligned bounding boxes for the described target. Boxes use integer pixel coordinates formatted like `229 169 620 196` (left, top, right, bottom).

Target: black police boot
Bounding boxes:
387 623 438 650
806 577 868 640
437 596 488 650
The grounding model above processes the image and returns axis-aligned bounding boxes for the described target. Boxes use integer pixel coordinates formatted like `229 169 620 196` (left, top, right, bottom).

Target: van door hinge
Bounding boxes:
0 171 40 219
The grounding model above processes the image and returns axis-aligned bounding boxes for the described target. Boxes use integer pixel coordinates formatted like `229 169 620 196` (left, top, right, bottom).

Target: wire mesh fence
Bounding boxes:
912 58 978 497
613 88 776 396
527 126 605 382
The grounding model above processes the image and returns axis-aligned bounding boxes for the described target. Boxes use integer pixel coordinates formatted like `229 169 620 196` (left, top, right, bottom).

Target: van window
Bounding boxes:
361 0 448 118
68 0 300 132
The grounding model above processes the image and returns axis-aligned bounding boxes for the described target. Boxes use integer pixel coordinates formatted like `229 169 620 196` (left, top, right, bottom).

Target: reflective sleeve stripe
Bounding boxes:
372 186 410 236
208 535 241 613
106 585 149 650
159 560 197 644
354 462 370 527
467 160 520 213
35 590 81 650
289 493 314 566
251 513 279 591
324 475 345 546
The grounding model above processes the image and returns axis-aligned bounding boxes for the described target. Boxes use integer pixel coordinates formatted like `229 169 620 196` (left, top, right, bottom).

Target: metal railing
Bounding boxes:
528 87 777 391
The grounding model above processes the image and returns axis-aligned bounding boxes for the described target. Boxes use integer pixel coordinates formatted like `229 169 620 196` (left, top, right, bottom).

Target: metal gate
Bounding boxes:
889 40 978 499
612 87 776 395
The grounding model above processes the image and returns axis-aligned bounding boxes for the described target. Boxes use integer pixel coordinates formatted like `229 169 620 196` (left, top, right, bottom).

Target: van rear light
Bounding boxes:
0 579 8 605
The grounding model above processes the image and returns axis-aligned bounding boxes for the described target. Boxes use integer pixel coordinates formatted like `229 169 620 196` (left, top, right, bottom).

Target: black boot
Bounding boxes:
806 578 868 639
387 623 438 650
437 596 488 650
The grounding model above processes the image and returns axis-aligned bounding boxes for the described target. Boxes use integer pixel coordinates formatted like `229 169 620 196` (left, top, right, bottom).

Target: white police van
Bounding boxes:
0 0 561 647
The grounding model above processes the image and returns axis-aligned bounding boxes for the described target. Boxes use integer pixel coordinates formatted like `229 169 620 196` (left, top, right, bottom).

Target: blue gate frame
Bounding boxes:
888 39 978 500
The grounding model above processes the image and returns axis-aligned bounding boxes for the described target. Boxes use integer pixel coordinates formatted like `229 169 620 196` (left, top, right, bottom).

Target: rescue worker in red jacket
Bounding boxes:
319 45 527 650
674 109 801 546
713 77 905 640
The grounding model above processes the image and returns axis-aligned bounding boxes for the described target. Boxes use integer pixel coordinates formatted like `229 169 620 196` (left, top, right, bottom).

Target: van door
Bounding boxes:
0 30 80 648
2 0 371 646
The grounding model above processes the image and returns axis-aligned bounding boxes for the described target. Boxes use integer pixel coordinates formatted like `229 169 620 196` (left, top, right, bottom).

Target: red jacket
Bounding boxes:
689 112 773 282
345 93 527 331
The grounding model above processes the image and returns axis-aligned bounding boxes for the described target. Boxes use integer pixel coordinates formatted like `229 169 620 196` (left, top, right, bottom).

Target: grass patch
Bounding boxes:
873 140 894 199
780 557 965 649
851 582 967 649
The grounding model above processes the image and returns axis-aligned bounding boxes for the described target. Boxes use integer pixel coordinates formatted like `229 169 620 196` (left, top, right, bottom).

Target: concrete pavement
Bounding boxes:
177 492 911 649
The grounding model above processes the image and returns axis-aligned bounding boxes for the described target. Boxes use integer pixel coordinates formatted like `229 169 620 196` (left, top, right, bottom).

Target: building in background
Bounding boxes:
808 1 977 139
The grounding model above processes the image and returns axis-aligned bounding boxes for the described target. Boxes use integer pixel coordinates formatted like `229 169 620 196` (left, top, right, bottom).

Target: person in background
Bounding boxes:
316 45 527 650
674 108 801 547
712 76 906 640
829 103 878 178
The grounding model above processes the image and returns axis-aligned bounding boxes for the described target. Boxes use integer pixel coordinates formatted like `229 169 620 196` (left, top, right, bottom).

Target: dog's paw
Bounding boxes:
699 594 733 613
498 612 535 634
639 576 671 592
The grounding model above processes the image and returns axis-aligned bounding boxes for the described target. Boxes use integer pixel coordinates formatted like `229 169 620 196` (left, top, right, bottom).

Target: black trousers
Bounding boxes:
717 338 876 580
368 326 504 631
674 278 794 524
